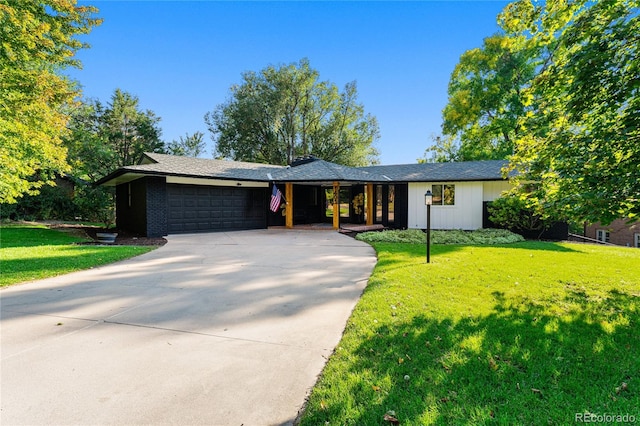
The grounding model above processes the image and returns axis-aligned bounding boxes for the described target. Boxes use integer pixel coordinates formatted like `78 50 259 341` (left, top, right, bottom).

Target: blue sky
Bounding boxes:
69 1 510 165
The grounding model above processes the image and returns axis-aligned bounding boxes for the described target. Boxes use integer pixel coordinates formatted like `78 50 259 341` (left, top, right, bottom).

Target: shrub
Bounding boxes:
488 195 548 234
356 228 524 245
73 185 115 228
355 229 426 244
0 178 115 228
0 182 75 221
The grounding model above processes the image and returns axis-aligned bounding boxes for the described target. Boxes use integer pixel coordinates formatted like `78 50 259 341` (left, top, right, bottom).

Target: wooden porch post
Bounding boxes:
332 181 340 230
285 183 293 229
366 183 374 226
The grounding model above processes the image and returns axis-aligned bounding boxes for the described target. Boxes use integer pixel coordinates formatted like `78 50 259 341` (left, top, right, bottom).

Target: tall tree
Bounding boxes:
65 89 164 180
418 134 461 163
101 89 164 168
440 33 537 161
436 0 638 224
61 90 164 226
166 132 206 157
0 0 101 203
205 58 380 166
503 0 639 224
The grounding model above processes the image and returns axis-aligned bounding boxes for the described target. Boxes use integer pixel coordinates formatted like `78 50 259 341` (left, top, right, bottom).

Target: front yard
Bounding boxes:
299 239 640 424
3 224 638 423
0 224 155 287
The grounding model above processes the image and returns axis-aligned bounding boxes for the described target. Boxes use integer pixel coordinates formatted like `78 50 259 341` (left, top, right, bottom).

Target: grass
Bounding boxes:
299 241 640 425
0 224 155 287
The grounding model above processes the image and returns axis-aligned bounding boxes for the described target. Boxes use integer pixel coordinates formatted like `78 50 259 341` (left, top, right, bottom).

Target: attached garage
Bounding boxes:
99 154 283 237
166 184 267 233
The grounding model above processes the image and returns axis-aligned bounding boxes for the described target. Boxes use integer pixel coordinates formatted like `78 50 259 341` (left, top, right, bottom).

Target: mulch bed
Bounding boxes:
49 223 167 246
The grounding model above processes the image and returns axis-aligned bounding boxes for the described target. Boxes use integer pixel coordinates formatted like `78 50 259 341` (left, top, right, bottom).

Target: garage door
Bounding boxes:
167 184 267 233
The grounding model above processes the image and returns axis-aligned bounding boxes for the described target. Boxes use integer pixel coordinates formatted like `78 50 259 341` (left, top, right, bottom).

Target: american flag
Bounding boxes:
270 185 283 212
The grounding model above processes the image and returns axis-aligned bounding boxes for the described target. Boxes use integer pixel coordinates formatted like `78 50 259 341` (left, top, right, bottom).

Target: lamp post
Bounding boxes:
425 190 432 263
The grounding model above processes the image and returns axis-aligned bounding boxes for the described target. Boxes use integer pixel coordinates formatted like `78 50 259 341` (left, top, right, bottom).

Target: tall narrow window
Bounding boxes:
340 188 350 218
388 185 395 224
634 233 639 248
376 185 383 222
325 188 334 219
128 183 132 207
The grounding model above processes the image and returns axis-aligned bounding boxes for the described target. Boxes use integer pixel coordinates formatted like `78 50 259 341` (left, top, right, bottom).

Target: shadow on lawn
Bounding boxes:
496 240 580 252
306 288 640 425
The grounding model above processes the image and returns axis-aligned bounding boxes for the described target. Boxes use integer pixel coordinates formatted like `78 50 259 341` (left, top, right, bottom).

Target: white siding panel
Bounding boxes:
408 182 483 230
482 181 512 201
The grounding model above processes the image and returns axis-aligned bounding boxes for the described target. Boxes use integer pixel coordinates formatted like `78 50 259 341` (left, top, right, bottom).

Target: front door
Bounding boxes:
323 186 366 224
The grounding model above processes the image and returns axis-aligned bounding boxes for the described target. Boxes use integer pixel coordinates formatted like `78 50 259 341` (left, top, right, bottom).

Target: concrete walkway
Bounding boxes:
1 230 376 425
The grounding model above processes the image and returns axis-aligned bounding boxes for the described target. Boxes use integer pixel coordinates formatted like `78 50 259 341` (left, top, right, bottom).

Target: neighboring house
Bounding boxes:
96 153 512 237
585 219 640 248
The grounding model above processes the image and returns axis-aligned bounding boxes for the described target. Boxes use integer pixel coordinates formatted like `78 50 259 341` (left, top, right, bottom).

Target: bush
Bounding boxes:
355 229 426 244
72 185 115 228
488 196 548 233
356 228 524 245
0 178 115 228
0 182 75 221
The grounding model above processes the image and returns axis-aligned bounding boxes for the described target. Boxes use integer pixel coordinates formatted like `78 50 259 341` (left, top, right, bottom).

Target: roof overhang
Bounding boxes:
271 180 376 187
97 171 151 186
166 176 268 188
97 170 270 187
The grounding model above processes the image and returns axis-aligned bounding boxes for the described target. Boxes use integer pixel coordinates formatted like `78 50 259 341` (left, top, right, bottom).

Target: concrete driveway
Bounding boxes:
1 230 376 425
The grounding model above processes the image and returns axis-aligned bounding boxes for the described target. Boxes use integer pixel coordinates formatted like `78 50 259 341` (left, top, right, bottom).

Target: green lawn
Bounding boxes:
0 224 155 287
300 241 640 425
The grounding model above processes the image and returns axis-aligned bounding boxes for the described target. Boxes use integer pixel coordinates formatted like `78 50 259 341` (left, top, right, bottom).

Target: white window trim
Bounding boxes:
596 229 610 243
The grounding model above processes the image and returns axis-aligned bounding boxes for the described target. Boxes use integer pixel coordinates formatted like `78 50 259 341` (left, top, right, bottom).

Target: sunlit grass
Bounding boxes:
0 225 155 287
300 241 640 425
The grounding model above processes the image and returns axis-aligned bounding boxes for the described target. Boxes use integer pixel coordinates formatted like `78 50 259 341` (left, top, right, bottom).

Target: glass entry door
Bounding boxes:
324 187 351 221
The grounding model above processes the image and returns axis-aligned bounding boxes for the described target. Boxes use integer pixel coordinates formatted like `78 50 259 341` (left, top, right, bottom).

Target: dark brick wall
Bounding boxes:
145 177 167 237
586 219 640 247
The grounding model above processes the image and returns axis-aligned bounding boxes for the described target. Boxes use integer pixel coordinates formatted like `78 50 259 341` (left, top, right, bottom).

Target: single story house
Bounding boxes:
96 153 512 237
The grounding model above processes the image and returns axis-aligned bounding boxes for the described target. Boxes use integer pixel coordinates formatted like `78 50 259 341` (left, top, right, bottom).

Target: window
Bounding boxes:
325 188 335 218
596 229 610 243
388 185 395 224
635 233 640 248
376 185 383 222
431 184 455 206
339 188 350 218
324 188 351 219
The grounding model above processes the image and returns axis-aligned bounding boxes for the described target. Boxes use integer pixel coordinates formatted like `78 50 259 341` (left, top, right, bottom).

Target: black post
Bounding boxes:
426 203 431 263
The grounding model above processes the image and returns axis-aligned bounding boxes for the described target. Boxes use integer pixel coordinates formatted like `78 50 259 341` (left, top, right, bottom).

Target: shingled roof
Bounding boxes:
96 153 285 186
98 153 392 186
97 153 509 186
271 157 391 183
359 160 509 182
